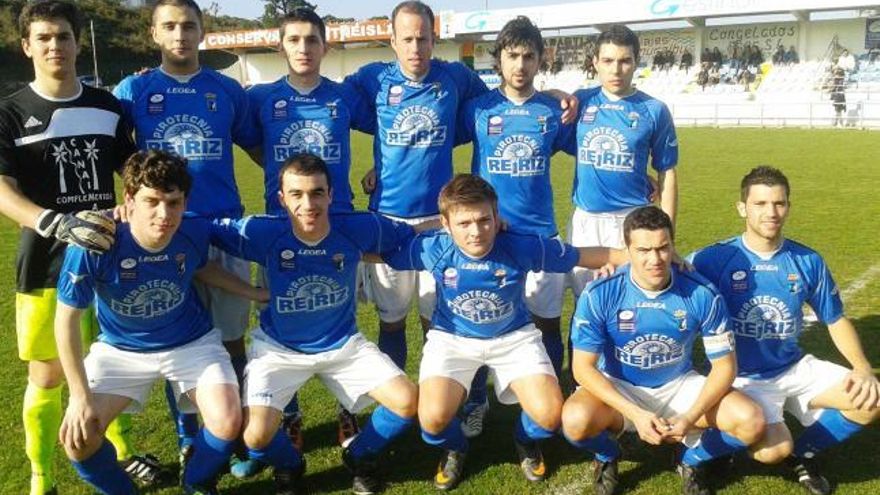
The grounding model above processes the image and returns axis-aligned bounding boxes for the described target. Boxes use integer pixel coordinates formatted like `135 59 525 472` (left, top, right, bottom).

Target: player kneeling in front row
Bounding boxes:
690 166 880 495
210 153 419 495
380 174 627 490
562 206 766 495
55 151 266 495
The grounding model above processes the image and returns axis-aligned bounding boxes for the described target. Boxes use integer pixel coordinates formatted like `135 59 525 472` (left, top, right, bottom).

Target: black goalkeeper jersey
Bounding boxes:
0 83 135 292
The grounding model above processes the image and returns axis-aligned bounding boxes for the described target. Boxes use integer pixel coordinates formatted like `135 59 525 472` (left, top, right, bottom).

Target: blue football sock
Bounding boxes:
164 380 198 448
248 428 304 470
348 406 414 459
464 366 489 413
378 329 407 370
681 428 747 467
283 393 301 418
183 427 237 487
421 418 469 453
230 354 248 386
794 409 863 458
564 430 621 463
514 410 556 445
541 330 564 377
71 441 137 495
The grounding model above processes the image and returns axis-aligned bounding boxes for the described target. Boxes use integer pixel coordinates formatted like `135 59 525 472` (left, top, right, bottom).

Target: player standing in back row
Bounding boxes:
566 25 678 297
113 0 252 461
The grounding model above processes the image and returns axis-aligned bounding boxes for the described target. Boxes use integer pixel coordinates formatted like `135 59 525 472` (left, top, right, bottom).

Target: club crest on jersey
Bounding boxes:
730 269 748 292
731 296 795 340
276 274 348 313
448 290 513 324
175 253 186 275
582 105 599 124
673 309 687 331
280 249 296 269
145 115 222 160
537 115 548 134
273 99 288 119
388 85 404 105
326 102 338 119
616 333 685 369
386 105 446 148
431 82 445 99
488 115 503 135
443 268 458 288
148 93 165 114
617 309 635 332
494 269 508 287
627 111 640 129
333 253 345 272
579 127 634 172
274 120 341 163
487 135 545 177
205 93 217 112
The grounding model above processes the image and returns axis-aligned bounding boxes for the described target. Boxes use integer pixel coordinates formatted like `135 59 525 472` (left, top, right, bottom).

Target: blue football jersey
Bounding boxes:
114 68 250 218
458 90 575 237
572 265 732 388
210 213 413 353
385 231 579 338
57 217 212 351
689 236 844 378
565 87 678 213
242 77 375 215
346 60 488 218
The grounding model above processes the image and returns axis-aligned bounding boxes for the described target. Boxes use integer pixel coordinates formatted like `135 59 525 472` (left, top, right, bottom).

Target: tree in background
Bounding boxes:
260 0 316 26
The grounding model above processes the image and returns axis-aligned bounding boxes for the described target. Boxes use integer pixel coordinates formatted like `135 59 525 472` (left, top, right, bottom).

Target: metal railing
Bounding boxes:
667 99 880 128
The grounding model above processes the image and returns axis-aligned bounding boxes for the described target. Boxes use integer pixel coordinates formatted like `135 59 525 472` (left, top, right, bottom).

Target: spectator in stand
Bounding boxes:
748 45 764 68
730 43 742 71
652 51 665 71
772 45 786 65
784 45 799 65
838 49 856 75
711 46 724 66
738 68 753 91
680 49 694 71
701 47 712 65
696 62 709 90
830 68 847 128
708 63 721 86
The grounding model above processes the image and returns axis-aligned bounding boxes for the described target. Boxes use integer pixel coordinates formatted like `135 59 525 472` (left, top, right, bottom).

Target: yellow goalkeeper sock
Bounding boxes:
23 381 62 495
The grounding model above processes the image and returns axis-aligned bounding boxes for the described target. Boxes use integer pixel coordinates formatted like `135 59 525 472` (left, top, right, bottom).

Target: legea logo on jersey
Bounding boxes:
276 274 348 313
731 296 795 340
386 105 446 148
145 114 223 160
615 333 684 369
486 135 546 177
448 290 513 324
274 120 341 163
579 127 634 172
110 280 184 318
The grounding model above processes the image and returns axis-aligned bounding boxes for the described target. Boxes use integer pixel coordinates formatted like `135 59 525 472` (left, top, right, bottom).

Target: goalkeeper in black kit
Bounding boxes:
0 2 142 493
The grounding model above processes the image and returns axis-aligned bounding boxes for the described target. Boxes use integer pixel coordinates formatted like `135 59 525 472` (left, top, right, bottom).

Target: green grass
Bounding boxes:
0 128 878 494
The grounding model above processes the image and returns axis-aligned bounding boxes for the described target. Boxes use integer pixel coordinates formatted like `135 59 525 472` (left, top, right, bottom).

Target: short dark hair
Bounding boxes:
19 0 81 42
152 0 203 27
740 165 790 202
123 150 192 198
391 1 434 35
491 16 545 75
280 8 326 44
438 174 498 217
595 24 640 61
623 206 673 245
278 153 332 192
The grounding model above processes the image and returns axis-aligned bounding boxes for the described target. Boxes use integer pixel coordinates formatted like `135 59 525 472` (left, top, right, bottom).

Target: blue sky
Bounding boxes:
205 0 588 21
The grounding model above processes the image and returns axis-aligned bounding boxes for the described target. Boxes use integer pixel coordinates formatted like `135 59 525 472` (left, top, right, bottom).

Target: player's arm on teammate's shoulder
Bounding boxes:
55 301 101 450
195 260 268 303
826 316 880 410
572 349 666 444
541 88 579 124
657 167 678 226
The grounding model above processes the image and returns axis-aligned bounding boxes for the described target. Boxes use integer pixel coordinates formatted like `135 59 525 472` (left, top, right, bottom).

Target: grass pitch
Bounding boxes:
0 128 877 494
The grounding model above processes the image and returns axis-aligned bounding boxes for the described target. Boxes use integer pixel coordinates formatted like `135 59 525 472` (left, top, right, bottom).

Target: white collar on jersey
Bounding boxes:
600 86 636 102
285 76 321 96
293 231 328 247
29 81 83 102
740 234 784 261
501 87 536 106
629 267 673 299
398 62 430 83
159 67 201 84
